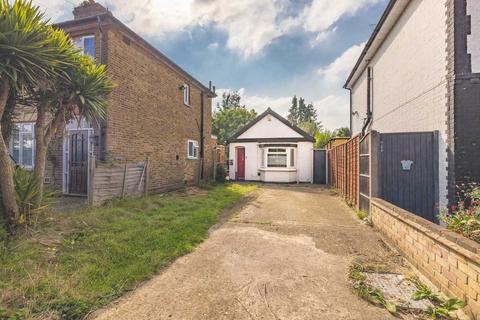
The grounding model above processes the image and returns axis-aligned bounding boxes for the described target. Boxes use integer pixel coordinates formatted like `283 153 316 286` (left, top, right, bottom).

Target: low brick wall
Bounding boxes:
371 198 480 318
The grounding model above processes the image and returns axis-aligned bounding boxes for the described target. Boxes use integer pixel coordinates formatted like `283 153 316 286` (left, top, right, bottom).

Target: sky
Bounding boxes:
33 0 388 130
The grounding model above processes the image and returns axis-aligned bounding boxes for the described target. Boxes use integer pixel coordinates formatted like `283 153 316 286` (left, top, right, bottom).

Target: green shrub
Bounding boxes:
215 164 227 183
440 184 480 243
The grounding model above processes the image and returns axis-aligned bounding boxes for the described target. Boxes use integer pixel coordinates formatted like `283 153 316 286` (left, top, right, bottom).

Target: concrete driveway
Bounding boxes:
93 185 401 320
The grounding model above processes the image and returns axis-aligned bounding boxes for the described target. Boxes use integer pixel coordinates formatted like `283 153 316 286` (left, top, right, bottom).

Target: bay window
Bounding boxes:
260 146 296 169
10 123 35 169
267 148 288 168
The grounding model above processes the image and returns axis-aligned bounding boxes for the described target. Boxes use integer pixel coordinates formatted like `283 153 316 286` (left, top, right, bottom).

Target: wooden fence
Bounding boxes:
88 156 149 206
327 135 359 208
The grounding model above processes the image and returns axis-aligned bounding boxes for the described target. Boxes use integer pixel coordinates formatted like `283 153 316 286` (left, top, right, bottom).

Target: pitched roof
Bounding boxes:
55 14 216 97
227 108 315 143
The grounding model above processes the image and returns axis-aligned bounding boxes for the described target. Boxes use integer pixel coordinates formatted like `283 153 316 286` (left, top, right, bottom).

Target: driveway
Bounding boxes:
93 185 402 320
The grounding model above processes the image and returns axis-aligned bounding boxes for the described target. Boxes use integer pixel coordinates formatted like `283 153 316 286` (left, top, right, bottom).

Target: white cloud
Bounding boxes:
33 0 378 57
302 0 381 47
317 42 365 83
208 42 219 50
309 27 337 47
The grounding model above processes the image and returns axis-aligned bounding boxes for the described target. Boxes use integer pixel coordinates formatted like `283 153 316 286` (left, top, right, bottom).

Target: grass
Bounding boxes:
0 183 256 319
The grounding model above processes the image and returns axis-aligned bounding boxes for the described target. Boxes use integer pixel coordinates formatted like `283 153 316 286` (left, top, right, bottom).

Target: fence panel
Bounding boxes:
88 157 148 206
327 135 360 208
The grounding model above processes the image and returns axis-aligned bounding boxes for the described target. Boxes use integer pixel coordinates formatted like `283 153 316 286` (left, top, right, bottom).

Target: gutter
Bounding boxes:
361 67 373 137
344 0 397 89
97 15 108 161
200 92 205 180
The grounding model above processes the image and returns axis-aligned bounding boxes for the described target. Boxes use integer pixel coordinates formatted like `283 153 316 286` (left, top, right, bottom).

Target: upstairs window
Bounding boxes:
187 139 198 159
183 83 190 106
10 123 35 169
74 35 96 58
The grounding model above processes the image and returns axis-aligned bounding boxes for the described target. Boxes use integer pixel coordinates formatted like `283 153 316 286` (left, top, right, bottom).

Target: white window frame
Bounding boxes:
187 139 198 159
266 148 288 168
74 35 96 58
183 83 190 106
9 122 36 170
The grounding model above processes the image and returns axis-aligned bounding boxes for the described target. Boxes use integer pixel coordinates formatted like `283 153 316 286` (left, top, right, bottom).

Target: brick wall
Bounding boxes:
371 198 480 318
104 25 213 193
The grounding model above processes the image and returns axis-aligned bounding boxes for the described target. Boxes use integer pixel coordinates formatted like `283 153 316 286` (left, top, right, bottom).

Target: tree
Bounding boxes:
33 53 114 206
314 129 333 149
287 95 298 125
299 120 320 137
212 91 257 144
0 0 75 226
219 91 242 110
334 127 350 138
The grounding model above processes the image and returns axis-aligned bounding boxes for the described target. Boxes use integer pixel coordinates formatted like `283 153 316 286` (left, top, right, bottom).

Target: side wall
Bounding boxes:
350 0 449 207
371 198 480 318
105 25 213 193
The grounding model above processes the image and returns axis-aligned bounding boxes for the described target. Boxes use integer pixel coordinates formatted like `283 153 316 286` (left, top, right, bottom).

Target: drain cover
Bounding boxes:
362 272 433 311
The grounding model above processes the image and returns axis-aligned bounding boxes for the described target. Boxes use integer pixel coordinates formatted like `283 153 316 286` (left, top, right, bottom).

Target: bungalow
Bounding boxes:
345 0 480 210
227 108 315 183
10 1 216 196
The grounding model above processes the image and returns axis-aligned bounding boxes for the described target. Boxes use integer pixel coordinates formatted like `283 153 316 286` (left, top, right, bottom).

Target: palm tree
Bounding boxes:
0 0 75 226
33 54 114 206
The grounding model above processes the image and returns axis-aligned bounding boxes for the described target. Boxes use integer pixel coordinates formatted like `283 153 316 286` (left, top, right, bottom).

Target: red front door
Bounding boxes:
236 147 245 180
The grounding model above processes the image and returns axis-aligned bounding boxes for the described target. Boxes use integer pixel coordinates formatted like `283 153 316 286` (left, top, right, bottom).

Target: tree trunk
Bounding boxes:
33 103 47 207
33 107 66 207
0 77 19 225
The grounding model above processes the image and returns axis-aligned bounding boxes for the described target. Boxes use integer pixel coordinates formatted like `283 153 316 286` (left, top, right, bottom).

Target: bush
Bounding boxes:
215 164 227 183
440 184 480 243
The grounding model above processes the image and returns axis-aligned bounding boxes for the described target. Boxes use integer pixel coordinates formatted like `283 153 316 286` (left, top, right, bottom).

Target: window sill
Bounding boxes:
259 168 296 172
184 103 191 108
187 157 198 160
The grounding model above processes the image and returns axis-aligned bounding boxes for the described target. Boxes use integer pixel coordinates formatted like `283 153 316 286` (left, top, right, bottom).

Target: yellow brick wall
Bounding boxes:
371 198 480 318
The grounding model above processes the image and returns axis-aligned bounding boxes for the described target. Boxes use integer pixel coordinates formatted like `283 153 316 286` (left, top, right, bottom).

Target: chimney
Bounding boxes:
73 0 108 20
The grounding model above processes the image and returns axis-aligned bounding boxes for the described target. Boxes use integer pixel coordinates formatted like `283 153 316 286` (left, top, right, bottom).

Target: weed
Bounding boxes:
0 183 256 319
412 279 465 319
349 264 398 315
356 210 368 220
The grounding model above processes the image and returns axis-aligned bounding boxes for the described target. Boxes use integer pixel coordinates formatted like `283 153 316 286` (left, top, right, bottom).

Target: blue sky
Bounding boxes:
33 0 388 130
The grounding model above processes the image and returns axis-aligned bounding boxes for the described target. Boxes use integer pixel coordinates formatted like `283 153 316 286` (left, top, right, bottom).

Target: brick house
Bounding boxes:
10 1 216 196
345 0 480 210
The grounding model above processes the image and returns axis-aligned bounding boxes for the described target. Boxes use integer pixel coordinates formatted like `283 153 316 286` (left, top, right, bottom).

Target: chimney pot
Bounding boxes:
73 0 108 20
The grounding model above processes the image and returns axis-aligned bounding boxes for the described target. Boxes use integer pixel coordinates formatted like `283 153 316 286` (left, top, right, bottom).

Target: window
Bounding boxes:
187 140 198 159
290 149 295 166
183 83 190 106
267 148 287 168
260 148 265 167
74 36 96 58
10 123 35 169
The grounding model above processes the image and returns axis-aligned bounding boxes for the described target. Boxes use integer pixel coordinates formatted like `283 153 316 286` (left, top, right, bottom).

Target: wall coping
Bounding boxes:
371 198 480 265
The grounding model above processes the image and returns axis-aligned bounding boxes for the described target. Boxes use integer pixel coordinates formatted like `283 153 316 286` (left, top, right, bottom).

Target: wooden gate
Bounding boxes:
313 150 326 184
379 132 439 222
